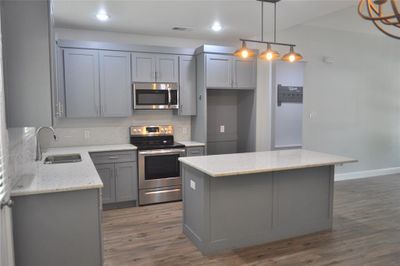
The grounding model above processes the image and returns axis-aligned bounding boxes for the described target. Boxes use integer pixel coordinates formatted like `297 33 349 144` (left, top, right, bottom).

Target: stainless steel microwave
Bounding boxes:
133 82 179 110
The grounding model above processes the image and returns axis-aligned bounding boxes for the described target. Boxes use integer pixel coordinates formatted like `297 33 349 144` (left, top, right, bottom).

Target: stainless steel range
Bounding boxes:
130 125 185 205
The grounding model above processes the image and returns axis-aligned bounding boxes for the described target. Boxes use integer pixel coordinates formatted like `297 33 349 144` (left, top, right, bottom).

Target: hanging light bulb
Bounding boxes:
259 43 280 61
282 46 303 63
234 41 255 59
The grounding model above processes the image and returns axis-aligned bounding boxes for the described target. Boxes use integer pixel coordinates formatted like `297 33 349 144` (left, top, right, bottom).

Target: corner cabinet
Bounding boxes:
178 55 196 116
60 49 132 118
206 54 256 89
131 52 179 83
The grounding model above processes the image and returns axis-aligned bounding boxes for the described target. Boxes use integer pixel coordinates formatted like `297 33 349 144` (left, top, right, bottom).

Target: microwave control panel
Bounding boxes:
277 85 303 106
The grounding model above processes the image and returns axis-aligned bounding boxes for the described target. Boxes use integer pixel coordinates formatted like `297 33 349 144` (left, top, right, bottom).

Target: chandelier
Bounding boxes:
358 0 400 39
234 0 303 62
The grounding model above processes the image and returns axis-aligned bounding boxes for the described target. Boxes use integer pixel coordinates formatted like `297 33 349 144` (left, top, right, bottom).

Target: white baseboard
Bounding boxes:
335 167 400 182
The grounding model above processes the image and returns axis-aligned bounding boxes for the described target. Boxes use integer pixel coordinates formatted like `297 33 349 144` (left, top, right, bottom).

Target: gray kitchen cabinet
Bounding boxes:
186 146 205 157
156 54 179 82
132 52 179 83
206 54 233 88
205 54 256 89
100 51 132 117
64 48 100 118
131 52 156 82
115 162 138 202
96 163 115 204
91 151 138 208
1 0 53 127
233 58 257 89
12 189 103 266
178 55 196 116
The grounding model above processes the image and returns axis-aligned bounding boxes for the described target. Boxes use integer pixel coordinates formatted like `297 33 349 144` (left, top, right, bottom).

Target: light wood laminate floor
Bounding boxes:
102 174 400 266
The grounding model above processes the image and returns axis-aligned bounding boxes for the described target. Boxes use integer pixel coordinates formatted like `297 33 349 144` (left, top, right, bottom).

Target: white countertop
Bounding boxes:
178 141 206 147
179 149 356 177
11 144 137 197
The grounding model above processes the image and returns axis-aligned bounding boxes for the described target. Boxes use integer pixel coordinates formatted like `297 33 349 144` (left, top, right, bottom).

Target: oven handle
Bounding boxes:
138 149 186 155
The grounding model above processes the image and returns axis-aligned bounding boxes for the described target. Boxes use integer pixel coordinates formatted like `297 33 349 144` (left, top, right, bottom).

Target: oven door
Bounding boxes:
133 83 179 110
138 148 185 189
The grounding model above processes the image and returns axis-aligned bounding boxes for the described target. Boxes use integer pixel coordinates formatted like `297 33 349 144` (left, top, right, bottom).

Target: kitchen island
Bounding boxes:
179 149 356 255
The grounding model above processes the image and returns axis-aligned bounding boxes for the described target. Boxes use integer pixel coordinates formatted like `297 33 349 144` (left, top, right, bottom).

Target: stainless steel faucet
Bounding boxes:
35 127 57 161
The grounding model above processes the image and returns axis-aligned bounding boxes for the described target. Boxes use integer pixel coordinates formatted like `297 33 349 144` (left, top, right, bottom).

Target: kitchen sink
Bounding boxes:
44 154 82 164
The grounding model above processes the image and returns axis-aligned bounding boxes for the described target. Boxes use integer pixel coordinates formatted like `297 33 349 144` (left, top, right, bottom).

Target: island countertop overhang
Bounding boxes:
179 149 357 177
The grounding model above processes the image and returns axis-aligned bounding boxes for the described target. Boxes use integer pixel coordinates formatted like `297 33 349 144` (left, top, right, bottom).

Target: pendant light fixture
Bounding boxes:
358 0 400 40
234 0 303 62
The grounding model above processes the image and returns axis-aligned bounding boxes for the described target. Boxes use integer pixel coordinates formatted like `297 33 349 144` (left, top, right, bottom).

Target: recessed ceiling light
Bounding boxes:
211 21 222 32
96 10 109 22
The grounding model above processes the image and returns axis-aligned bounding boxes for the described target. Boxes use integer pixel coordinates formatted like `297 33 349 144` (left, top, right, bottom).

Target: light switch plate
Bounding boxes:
220 125 225 133
190 180 196 190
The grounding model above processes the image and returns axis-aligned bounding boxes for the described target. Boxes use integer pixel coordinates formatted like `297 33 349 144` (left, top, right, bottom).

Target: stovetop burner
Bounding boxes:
129 125 185 150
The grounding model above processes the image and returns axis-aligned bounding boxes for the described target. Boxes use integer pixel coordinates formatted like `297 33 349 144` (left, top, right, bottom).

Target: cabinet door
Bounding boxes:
95 163 116 204
206 54 232 88
64 49 100 118
100 51 132 117
115 162 137 202
156 54 179 83
179 56 196 116
233 58 257 89
131 52 156 82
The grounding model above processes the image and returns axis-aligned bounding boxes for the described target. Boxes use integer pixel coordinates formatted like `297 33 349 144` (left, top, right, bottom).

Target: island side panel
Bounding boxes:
182 164 211 251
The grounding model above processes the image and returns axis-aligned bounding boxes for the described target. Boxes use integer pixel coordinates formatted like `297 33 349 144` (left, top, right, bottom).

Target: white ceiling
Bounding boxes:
53 0 359 42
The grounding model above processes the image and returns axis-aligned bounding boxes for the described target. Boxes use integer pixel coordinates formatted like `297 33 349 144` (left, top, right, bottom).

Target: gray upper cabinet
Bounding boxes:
96 163 116 204
206 54 232 88
115 162 137 202
131 52 156 82
100 51 132 117
233 58 257 89
64 49 100 118
178 55 196 116
132 52 178 83
1 0 53 127
156 54 179 83
205 54 256 89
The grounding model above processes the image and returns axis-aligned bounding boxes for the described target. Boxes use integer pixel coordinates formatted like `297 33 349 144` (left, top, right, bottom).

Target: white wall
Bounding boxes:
274 24 400 174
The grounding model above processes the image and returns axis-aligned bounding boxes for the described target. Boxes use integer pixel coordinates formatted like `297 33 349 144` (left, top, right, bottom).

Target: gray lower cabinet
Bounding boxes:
186 146 205 157
96 163 116 204
12 189 103 266
178 55 196 116
205 54 256 89
1 0 53 127
91 151 138 208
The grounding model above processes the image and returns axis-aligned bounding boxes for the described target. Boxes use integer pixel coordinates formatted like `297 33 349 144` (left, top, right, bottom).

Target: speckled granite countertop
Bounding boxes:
11 144 137 197
179 149 356 177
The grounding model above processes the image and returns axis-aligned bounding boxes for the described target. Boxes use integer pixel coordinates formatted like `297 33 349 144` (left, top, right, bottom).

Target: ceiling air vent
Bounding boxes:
172 26 192 32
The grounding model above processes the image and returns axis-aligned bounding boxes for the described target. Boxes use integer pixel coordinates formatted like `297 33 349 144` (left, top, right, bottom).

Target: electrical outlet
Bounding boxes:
84 130 90 139
190 180 196 190
220 125 225 133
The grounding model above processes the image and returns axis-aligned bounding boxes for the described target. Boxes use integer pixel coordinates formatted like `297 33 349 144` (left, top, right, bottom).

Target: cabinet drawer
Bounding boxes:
90 151 137 164
186 147 205 157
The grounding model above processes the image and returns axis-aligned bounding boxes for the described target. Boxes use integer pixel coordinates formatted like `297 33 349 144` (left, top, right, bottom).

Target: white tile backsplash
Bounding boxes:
8 127 36 188
41 112 191 149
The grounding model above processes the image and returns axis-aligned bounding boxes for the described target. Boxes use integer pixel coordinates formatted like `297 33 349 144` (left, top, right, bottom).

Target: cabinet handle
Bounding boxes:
155 71 158 81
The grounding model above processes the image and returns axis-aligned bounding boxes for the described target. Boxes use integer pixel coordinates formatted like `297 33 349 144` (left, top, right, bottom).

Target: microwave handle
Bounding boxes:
167 88 171 106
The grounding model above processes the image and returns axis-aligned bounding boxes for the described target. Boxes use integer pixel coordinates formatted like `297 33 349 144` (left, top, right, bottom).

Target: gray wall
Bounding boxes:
277 25 400 174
